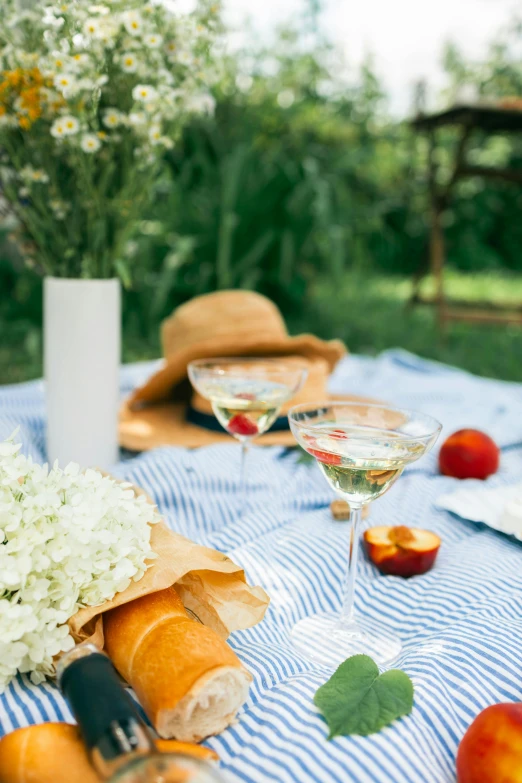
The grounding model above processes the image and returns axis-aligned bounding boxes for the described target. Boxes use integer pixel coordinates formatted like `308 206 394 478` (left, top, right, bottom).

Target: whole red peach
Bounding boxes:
439 429 499 480
457 703 522 783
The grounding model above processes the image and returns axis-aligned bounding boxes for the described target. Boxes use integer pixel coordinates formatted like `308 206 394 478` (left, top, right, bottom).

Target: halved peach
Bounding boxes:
363 525 441 577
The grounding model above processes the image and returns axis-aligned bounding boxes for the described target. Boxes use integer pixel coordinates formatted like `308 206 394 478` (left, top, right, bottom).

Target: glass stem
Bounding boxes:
339 503 362 628
238 439 250 516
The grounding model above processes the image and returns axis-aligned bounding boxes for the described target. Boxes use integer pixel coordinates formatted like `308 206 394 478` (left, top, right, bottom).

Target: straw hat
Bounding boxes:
119 290 371 450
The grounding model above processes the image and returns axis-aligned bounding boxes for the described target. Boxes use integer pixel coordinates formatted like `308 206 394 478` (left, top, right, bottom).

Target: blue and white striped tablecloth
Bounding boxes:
2 349 522 783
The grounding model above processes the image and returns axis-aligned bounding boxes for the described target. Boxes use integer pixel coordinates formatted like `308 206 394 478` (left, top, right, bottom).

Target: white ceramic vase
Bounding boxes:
44 277 121 468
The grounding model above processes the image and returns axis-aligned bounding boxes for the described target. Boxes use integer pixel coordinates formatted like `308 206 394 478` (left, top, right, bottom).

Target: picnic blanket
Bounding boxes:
1 348 522 783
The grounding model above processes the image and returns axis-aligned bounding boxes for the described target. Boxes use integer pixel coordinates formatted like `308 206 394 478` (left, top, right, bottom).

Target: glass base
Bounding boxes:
291 613 402 668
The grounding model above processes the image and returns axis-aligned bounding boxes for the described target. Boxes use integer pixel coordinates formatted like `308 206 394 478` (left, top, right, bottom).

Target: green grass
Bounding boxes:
2 270 522 385
289 270 522 383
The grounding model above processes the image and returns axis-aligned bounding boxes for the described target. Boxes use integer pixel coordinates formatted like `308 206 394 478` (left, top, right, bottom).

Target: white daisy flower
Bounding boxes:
98 17 119 43
77 77 95 91
43 14 65 30
121 53 138 73
0 116 18 129
53 72 76 92
123 11 143 36
50 200 68 219
157 68 174 86
102 108 122 128
50 118 67 138
87 4 110 14
71 53 89 68
148 123 162 144
176 50 193 66
81 134 102 153
83 17 101 36
132 84 157 103
32 170 49 184
60 115 80 135
52 54 67 70
144 33 163 49
128 111 146 127
20 166 50 184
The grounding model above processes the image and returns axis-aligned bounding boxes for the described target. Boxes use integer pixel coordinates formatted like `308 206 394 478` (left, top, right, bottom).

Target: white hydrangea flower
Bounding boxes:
81 133 102 153
0 433 161 692
132 84 157 103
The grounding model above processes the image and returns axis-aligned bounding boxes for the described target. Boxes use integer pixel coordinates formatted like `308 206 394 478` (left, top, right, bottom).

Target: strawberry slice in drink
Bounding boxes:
235 392 256 401
304 433 342 465
330 428 349 440
308 448 341 466
228 414 258 437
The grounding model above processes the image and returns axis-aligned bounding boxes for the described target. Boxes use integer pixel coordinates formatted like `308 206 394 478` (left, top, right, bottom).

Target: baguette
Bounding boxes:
0 723 219 783
103 586 252 742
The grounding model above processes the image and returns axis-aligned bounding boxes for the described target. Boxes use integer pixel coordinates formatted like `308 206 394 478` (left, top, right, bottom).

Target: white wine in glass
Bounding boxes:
289 402 441 668
188 358 308 513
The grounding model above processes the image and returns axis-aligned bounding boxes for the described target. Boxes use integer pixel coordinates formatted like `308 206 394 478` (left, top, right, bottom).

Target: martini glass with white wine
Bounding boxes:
188 358 307 512
289 401 441 667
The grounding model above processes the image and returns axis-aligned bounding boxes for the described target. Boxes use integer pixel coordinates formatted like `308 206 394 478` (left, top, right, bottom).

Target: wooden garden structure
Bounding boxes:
411 105 522 329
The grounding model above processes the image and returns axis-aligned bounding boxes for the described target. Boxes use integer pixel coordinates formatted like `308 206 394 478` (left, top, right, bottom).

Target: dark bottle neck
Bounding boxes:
57 644 155 780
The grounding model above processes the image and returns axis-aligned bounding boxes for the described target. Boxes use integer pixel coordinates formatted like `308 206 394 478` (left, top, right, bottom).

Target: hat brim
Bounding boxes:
119 393 382 451
128 333 347 408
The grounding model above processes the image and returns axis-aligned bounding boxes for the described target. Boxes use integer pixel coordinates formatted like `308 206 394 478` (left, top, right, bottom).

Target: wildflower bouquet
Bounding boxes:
0 433 161 692
0 0 220 279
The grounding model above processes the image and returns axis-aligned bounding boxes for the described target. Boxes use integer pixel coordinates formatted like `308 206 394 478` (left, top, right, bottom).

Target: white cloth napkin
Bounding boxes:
437 481 522 539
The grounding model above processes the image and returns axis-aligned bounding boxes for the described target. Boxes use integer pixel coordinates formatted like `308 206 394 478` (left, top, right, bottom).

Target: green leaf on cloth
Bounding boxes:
314 654 414 738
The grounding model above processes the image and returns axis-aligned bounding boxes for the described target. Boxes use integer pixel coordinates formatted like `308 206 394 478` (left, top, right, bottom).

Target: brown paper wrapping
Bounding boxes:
68 522 269 648
65 477 269 648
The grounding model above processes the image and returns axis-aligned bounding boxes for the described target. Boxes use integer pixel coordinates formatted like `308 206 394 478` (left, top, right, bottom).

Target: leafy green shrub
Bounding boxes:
1 13 521 356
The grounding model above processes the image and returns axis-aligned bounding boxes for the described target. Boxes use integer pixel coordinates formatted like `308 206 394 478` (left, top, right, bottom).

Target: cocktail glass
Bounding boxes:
288 401 441 667
188 358 308 512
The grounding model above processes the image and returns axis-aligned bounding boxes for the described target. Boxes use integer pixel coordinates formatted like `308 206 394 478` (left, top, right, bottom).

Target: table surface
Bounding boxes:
2 349 522 783
412 104 522 132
